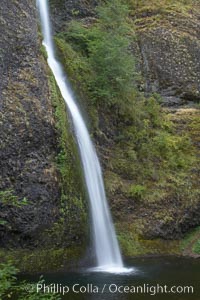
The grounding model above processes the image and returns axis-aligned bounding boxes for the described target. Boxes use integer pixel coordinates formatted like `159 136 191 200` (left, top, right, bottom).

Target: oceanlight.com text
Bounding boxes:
25 283 194 296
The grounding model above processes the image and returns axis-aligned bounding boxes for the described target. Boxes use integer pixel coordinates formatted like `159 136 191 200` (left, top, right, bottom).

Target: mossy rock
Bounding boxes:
0 247 84 273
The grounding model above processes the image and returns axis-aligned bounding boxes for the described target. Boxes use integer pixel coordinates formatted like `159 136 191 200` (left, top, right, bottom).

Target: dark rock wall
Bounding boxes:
49 0 97 31
48 0 200 244
1 0 199 253
136 8 200 105
0 0 60 247
49 1 200 106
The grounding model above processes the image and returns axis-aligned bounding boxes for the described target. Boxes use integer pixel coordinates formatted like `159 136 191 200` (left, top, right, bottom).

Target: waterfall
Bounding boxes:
37 0 129 272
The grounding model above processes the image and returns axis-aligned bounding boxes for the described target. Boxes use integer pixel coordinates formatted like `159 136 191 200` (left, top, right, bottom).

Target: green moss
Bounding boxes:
38 40 89 246
54 37 98 131
0 190 28 229
105 171 123 194
47 71 88 244
0 190 28 207
127 184 147 200
193 239 200 254
107 114 196 207
180 227 200 255
116 222 180 256
129 0 195 17
39 0 199 258
0 247 83 273
117 222 200 257
128 0 199 33
40 44 48 60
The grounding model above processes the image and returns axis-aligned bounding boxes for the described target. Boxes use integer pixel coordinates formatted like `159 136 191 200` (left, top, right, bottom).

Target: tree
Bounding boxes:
88 0 136 108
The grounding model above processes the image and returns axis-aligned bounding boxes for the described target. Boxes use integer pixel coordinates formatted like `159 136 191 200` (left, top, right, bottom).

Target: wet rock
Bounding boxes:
161 96 184 107
136 9 200 104
49 0 97 32
0 0 60 248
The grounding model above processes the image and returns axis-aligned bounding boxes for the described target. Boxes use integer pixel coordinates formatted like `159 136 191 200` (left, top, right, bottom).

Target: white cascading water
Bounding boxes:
37 0 131 272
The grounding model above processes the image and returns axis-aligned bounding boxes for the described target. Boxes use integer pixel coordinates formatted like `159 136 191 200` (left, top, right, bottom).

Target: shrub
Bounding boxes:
0 190 28 207
88 0 136 107
193 239 200 254
0 190 28 229
0 262 61 300
128 184 147 199
60 0 136 110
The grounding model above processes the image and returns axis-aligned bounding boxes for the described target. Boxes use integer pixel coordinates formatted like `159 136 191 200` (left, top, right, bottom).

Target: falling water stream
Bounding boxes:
37 0 131 273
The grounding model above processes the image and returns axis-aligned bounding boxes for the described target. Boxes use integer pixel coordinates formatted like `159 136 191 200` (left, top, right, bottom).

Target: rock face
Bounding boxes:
130 4 200 239
50 0 97 31
49 0 200 245
50 1 200 105
135 6 200 105
1 0 199 257
0 0 60 247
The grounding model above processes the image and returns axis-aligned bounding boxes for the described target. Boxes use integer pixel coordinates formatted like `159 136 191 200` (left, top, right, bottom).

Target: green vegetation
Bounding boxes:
193 239 200 254
128 184 147 200
0 190 28 228
180 227 200 255
85 0 135 109
127 0 200 32
54 0 137 124
0 247 83 273
118 223 200 257
0 262 61 299
61 0 135 103
0 190 28 207
34 0 200 261
116 222 180 256
45 70 88 246
52 0 199 248
127 0 197 14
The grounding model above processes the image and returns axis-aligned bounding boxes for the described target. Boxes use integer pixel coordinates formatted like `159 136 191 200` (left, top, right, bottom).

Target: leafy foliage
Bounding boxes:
59 0 136 111
0 262 61 300
87 0 136 108
54 0 197 209
0 190 28 229
0 190 28 208
193 239 200 254
0 262 18 298
128 184 147 199
47 73 88 245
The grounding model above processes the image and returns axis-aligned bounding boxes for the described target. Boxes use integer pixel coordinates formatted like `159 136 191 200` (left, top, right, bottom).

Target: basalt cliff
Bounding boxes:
0 0 199 271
